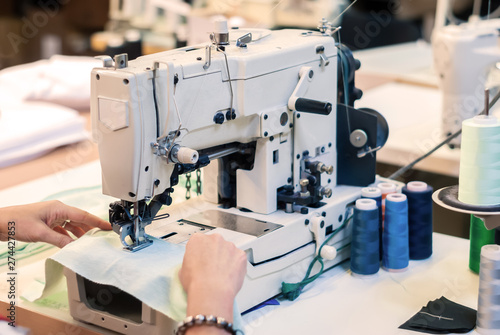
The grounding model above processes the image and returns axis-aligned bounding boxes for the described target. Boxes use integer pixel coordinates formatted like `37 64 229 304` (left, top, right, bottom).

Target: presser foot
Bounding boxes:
115 221 154 252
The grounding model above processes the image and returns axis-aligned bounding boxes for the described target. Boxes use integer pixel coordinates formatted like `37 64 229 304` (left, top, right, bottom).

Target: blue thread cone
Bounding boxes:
402 181 433 260
383 193 409 271
361 187 383 260
351 198 380 275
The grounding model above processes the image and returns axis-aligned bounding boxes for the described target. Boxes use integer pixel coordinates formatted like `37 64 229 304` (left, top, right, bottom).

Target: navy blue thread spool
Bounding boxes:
402 181 433 260
361 187 383 260
383 193 410 272
351 198 380 276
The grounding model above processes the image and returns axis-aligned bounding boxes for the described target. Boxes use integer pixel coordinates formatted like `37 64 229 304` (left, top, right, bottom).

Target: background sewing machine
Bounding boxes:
64 20 388 334
433 0 500 147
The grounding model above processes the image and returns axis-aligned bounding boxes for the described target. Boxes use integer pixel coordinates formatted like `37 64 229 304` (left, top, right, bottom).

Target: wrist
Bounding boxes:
176 315 237 335
186 283 235 322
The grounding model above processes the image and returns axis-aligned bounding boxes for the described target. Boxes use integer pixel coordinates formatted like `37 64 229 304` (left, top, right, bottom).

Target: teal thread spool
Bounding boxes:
458 115 500 206
470 215 496 274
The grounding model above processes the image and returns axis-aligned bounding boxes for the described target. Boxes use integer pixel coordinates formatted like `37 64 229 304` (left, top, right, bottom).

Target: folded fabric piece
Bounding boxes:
0 321 31 335
399 296 477 334
0 101 87 168
0 55 100 109
36 229 243 329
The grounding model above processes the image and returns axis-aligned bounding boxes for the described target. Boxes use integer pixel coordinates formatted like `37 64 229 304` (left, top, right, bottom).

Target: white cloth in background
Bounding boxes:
0 101 87 168
37 229 243 328
0 55 100 167
0 322 31 335
0 55 101 110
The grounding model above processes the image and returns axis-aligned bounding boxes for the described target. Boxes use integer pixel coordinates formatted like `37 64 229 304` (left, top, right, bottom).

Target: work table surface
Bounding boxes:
0 161 481 335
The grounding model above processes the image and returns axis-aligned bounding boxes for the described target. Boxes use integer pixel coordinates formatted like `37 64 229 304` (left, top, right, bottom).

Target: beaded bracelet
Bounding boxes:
175 315 237 335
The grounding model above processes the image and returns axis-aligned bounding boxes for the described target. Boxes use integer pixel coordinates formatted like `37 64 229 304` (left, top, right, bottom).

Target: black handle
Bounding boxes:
295 98 332 115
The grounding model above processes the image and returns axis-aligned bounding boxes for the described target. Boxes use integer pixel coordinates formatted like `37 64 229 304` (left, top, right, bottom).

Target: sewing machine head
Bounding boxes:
91 20 385 252
432 9 500 147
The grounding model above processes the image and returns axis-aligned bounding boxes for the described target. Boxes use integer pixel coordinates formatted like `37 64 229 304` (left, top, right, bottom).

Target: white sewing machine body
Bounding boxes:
433 17 500 147
65 26 384 334
91 28 340 207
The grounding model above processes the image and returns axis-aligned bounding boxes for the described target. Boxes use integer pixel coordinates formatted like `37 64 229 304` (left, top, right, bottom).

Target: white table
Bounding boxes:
241 233 479 334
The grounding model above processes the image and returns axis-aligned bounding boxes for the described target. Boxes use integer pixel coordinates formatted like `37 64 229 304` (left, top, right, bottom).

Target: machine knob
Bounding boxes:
295 98 332 116
213 112 225 124
170 145 199 164
350 129 368 148
300 179 310 198
319 187 332 198
320 164 334 175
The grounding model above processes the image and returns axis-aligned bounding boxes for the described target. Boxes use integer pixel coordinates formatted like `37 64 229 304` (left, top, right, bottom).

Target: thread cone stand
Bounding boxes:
433 185 500 230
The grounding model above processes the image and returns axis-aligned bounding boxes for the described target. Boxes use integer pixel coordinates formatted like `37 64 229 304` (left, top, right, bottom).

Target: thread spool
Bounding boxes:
458 115 500 206
383 193 409 272
402 181 433 260
361 187 382 216
351 199 380 276
470 215 496 274
378 182 397 223
361 187 383 260
476 244 500 335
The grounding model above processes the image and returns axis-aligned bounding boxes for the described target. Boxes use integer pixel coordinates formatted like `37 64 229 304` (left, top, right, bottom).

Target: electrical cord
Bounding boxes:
281 215 353 301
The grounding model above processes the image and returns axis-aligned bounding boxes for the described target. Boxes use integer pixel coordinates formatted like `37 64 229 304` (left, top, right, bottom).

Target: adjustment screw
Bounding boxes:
213 112 225 124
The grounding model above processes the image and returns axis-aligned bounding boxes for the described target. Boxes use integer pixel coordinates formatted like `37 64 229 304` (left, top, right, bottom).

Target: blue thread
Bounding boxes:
402 183 433 260
383 194 409 271
351 199 380 275
361 187 383 260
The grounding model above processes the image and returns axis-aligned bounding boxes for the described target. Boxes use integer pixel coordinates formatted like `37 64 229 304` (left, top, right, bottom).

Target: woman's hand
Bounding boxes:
179 233 247 331
0 200 111 248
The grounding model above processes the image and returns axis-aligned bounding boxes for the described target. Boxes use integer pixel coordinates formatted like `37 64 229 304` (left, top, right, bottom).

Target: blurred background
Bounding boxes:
2 0 500 70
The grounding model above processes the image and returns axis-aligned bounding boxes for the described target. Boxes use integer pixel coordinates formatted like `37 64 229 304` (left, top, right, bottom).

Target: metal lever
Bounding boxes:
236 33 252 47
316 45 330 69
95 55 113 67
203 45 211 70
288 66 332 116
357 145 381 158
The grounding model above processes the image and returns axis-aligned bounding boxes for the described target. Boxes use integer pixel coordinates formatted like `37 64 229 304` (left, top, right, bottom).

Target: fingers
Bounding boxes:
62 223 87 238
47 201 111 230
42 226 74 248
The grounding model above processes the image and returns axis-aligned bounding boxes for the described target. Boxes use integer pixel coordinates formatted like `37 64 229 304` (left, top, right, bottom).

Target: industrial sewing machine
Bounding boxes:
433 0 500 147
64 20 388 334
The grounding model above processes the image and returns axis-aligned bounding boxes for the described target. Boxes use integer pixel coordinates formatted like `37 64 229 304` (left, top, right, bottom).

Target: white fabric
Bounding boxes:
0 55 99 168
38 229 243 328
0 101 87 168
0 322 31 335
0 55 101 109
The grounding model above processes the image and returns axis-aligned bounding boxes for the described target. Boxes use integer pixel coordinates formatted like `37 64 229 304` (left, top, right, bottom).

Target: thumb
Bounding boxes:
42 227 74 248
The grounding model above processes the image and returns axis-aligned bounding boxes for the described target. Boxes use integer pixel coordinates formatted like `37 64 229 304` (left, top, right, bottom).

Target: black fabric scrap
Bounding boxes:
399 296 477 334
